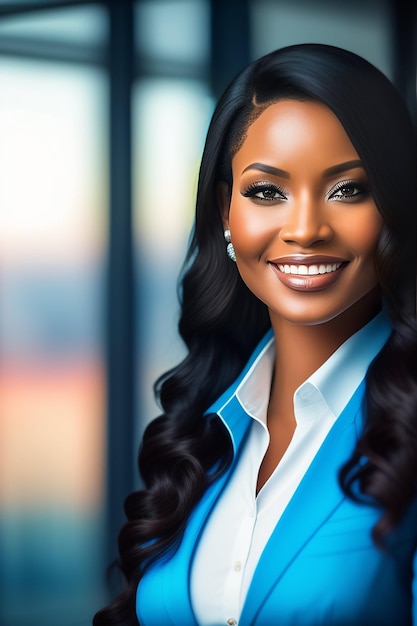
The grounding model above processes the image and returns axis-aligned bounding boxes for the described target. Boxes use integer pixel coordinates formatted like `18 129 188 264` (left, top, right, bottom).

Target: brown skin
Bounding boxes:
220 100 383 491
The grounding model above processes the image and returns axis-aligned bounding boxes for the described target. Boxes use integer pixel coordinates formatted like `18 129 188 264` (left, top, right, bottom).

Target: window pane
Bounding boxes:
0 54 108 626
250 0 393 79
0 3 107 48
135 0 210 68
133 78 213 439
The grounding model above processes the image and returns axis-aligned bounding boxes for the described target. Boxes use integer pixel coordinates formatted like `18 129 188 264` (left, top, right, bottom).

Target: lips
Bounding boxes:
269 256 348 292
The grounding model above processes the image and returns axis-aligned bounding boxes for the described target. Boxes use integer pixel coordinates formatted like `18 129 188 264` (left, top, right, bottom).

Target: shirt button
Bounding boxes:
227 619 237 626
234 561 241 572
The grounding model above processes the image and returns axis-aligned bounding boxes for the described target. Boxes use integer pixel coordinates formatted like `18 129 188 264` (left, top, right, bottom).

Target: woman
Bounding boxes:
94 44 417 625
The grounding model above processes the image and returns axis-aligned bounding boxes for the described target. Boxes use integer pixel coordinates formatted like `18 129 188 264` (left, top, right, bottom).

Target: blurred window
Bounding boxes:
133 0 213 442
135 0 209 69
0 5 108 626
249 0 393 79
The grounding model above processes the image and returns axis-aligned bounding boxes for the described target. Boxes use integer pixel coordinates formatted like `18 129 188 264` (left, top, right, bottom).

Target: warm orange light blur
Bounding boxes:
0 360 105 510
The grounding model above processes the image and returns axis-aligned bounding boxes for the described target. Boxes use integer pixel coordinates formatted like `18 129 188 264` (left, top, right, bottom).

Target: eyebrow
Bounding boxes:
241 162 290 178
322 159 364 178
241 159 364 179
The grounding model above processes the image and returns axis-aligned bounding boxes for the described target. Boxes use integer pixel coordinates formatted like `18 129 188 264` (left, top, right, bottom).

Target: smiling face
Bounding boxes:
222 99 384 328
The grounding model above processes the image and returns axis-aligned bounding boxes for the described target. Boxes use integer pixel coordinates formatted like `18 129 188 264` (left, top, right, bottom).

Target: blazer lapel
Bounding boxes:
160 397 253 625
240 379 366 626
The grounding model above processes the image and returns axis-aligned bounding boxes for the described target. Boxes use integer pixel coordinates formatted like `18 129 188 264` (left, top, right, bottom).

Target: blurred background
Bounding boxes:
0 0 415 624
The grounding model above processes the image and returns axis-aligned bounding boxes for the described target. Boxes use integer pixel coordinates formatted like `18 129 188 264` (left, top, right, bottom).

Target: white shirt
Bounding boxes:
190 311 391 626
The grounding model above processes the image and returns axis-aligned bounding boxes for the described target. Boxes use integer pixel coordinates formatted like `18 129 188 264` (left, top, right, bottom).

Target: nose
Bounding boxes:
279 196 333 247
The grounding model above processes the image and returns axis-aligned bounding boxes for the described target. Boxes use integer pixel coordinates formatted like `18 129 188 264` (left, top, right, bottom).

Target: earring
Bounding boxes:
224 229 236 262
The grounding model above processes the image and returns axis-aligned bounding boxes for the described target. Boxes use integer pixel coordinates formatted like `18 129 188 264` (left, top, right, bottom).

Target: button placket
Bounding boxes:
221 501 257 624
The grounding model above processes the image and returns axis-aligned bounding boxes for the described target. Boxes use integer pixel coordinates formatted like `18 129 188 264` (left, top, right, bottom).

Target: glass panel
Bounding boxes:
133 78 213 439
250 0 393 79
135 0 210 68
0 53 107 626
0 4 107 48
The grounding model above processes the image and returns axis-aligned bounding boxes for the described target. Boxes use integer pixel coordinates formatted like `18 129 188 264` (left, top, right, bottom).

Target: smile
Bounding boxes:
277 262 343 276
269 257 348 292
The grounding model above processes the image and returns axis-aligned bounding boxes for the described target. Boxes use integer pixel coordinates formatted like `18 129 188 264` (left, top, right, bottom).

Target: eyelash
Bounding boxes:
327 179 369 201
241 179 369 203
241 181 287 201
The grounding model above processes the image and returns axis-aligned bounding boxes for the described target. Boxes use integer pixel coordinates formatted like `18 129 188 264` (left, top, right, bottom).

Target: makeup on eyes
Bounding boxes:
327 179 370 201
241 180 287 201
239 167 370 204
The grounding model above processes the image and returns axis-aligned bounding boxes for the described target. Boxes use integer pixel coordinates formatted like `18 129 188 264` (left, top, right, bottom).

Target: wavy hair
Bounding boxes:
94 43 417 624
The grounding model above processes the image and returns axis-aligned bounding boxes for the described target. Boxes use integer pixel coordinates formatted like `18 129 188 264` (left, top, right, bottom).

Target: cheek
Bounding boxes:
228 199 276 254
350 211 383 262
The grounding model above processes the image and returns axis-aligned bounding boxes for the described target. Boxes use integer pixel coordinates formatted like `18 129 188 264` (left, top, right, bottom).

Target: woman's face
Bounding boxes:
223 99 383 327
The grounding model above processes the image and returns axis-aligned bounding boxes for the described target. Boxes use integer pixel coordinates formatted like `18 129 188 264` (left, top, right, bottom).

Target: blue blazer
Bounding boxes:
137 333 417 625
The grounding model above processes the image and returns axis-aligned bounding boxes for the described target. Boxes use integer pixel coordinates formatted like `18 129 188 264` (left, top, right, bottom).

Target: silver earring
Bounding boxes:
224 229 236 262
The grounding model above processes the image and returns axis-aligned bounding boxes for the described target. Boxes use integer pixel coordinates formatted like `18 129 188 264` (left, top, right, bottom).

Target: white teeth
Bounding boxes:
277 262 342 275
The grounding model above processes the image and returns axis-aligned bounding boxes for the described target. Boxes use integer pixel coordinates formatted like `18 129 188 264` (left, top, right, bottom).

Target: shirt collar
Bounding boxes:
229 309 392 427
306 308 391 419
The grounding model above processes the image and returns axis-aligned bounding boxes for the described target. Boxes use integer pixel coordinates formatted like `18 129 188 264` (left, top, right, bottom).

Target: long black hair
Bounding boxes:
94 43 417 625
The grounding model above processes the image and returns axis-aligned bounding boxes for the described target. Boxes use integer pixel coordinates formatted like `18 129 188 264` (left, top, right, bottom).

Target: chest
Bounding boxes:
136 386 417 625
137 485 417 626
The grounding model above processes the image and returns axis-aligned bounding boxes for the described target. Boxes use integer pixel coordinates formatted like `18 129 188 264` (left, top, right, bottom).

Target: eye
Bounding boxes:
241 181 287 202
328 179 369 202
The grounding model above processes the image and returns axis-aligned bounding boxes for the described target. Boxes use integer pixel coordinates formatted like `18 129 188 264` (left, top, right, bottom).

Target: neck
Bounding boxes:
268 290 381 418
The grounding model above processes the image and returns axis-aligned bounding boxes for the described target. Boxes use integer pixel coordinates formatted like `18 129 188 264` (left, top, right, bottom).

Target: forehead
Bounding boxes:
232 99 359 171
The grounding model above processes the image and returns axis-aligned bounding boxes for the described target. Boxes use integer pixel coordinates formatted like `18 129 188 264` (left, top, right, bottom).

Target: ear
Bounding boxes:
217 181 231 230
